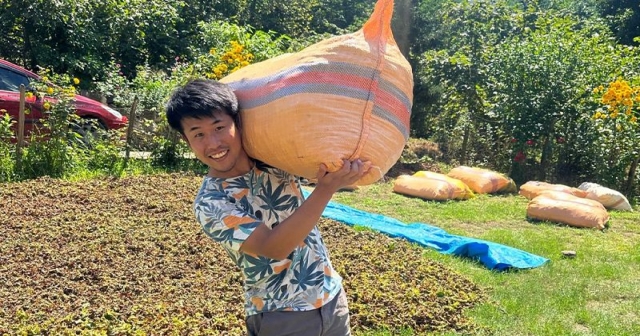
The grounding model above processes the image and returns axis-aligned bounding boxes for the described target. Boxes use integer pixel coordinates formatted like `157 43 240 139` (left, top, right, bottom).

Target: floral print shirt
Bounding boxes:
193 162 342 316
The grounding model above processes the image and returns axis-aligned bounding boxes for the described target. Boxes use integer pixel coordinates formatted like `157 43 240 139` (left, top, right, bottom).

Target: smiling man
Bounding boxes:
165 79 369 336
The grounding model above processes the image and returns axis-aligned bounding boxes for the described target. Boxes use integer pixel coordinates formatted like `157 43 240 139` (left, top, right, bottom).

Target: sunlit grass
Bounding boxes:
333 180 640 336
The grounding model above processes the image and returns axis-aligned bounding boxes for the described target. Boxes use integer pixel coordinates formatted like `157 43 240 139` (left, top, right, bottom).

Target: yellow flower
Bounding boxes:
43 102 51 110
25 92 34 99
631 116 637 123
73 78 80 85
42 76 49 82
47 87 54 95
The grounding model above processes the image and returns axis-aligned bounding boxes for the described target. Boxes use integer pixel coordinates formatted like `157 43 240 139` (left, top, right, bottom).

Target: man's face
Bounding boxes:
181 111 251 178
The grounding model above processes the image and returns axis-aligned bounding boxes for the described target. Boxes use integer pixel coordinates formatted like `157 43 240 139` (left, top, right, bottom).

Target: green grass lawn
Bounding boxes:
332 181 640 336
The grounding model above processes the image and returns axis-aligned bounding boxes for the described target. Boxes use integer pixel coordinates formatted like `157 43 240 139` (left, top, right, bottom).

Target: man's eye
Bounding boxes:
215 126 225 131
194 133 204 138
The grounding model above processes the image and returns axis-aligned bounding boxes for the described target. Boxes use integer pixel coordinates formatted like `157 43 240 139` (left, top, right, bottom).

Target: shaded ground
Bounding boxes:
0 174 486 335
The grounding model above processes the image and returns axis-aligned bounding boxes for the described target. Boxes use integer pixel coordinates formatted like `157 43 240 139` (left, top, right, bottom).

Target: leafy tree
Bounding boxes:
236 0 320 38
0 0 102 77
415 0 522 163
488 12 639 188
310 0 373 34
598 0 640 46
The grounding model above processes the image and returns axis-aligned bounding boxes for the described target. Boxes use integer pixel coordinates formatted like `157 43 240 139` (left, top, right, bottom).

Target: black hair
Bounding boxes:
165 79 240 135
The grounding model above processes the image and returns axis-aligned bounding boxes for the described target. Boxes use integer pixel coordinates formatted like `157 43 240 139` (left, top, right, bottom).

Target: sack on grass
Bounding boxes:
578 182 633 211
526 192 610 229
220 0 413 186
393 173 474 201
519 181 588 200
500 178 518 194
446 166 512 194
413 171 475 199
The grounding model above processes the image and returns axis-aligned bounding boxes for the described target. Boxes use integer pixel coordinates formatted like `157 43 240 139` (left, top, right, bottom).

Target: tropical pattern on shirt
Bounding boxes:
193 161 342 316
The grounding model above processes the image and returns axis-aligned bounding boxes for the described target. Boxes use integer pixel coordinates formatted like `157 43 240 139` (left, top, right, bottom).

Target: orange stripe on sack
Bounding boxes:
374 89 411 129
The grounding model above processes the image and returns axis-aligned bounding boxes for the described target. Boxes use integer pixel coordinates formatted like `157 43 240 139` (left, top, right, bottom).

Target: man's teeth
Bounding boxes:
210 151 227 159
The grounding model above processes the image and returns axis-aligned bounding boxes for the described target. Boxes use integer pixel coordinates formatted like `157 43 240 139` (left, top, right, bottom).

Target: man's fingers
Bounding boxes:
316 163 328 180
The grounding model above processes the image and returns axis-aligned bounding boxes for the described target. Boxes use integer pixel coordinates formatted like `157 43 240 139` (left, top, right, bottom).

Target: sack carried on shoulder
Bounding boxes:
221 0 413 185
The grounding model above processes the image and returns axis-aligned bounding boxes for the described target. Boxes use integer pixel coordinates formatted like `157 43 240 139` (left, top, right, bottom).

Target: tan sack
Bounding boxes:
412 171 475 199
220 0 413 185
393 173 474 201
498 177 518 194
446 166 511 194
526 193 610 229
536 190 606 210
519 181 588 200
578 182 633 211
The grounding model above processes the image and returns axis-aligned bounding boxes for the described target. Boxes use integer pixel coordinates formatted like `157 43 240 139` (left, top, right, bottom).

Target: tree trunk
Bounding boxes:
460 123 470 165
625 154 639 195
539 119 556 181
393 0 414 59
23 19 35 69
539 136 552 181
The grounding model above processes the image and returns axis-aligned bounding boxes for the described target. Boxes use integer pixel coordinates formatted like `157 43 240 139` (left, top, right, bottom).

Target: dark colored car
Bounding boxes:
0 58 128 140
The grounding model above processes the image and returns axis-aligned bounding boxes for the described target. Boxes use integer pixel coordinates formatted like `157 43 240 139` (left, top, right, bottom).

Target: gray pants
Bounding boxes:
245 288 351 336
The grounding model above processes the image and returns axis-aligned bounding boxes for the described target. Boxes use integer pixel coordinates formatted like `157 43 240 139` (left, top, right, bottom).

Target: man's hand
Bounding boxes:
315 159 372 192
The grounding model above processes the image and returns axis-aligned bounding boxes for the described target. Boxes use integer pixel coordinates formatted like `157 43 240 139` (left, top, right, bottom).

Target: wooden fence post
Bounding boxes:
15 84 26 171
124 96 139 163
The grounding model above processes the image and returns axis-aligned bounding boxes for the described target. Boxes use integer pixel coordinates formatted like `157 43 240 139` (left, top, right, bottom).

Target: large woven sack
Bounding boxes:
446 166 512 194
526 192 610 229
578 182 633 211
536 190 606 210
393 174 474 201
220 0 413 185
519 181 588 200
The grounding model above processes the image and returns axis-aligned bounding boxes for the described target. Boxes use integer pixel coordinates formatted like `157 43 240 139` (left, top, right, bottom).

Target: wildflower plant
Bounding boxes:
201 41 254 80
0 110 15 180
592 78 639 129
591 78 640 192
14 69 84 179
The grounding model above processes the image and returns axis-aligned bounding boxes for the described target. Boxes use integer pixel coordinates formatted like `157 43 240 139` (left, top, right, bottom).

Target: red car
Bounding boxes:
0 58 128 140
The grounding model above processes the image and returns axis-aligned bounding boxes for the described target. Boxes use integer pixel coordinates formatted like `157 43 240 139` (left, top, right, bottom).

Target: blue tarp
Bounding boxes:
308 191 549 271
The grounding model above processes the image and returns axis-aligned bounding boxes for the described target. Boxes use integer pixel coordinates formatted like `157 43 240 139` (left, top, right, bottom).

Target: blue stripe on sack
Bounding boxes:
228 61 412 112
237 83 372 109
228 61 376 90
372 105 409 140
